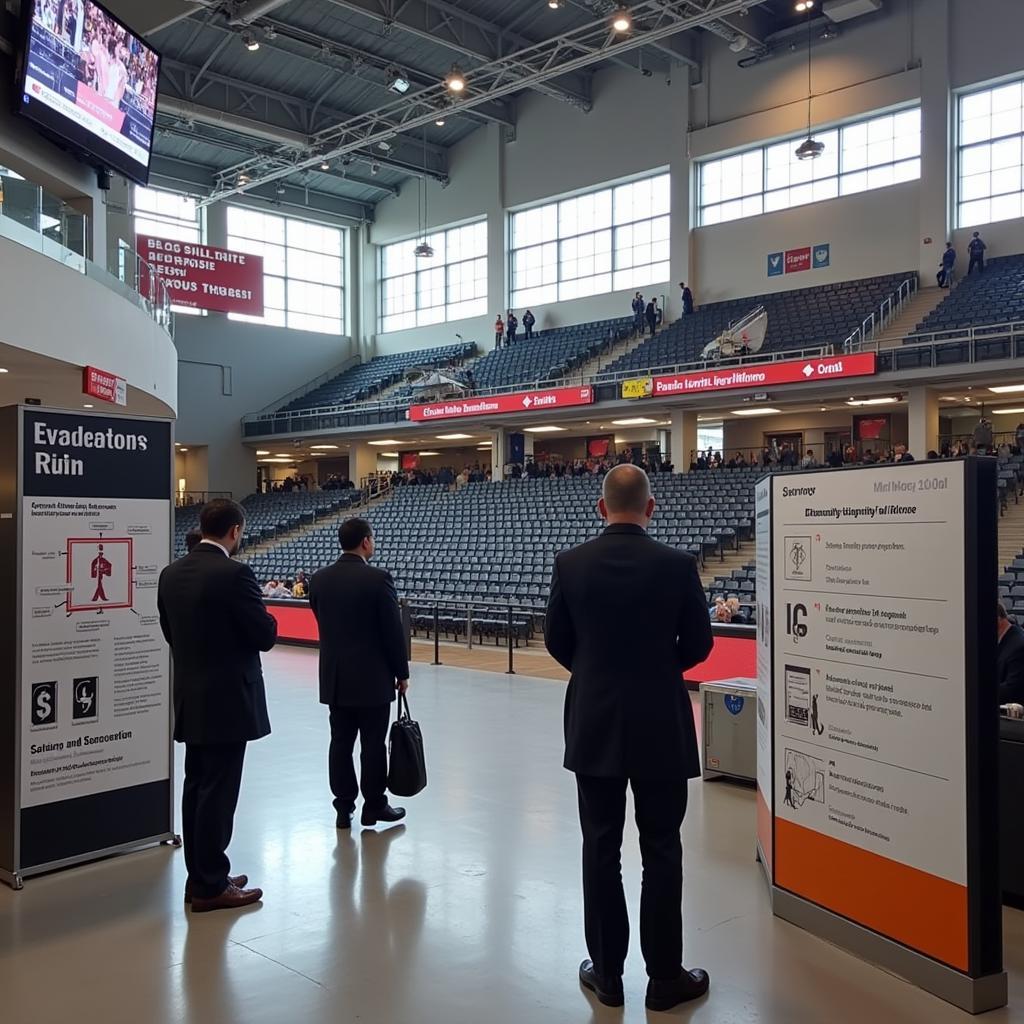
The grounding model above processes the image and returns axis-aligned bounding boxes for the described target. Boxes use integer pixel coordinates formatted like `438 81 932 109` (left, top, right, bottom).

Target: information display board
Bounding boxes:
755 476 773 875
757 460 1004 1013
0 406 174 887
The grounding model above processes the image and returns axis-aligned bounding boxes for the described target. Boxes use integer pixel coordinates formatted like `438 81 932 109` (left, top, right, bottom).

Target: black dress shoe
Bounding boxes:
361 804 406 826
645 968 710 1011
579 959 624 1008
184 874 248 904
336 813 352 829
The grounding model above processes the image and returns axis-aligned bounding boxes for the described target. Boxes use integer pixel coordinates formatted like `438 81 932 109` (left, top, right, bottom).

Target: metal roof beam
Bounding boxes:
322 0 592 110
200 0 764 207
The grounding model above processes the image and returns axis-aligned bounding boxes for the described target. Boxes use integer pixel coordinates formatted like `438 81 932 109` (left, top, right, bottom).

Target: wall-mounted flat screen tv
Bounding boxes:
15 0 160 185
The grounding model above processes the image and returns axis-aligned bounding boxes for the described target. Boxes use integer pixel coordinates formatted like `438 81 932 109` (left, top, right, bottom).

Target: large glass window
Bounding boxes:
227 206 345 334
133 185 204 315
958 79 1024 228
510 173 670 307
378 220 487 333
698 107 921 226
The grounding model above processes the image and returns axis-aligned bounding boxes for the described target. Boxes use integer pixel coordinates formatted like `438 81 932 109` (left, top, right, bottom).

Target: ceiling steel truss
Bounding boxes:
201 0 762 207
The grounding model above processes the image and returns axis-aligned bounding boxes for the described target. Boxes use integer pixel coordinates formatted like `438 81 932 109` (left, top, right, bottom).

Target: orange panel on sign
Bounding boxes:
775 818 968 971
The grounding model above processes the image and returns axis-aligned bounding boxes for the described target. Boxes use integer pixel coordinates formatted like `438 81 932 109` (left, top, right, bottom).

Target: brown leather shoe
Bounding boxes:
190 883 263 913
184 874 248 904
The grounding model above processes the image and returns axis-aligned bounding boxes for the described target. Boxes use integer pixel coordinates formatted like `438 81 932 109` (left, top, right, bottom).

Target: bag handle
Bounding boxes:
396 691 410 721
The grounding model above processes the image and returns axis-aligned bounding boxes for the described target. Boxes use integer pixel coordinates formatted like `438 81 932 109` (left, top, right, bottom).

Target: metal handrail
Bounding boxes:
843 275 918 351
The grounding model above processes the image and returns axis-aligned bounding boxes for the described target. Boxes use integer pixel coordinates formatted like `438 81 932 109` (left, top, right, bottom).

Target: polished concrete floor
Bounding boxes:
3 646 1024 1023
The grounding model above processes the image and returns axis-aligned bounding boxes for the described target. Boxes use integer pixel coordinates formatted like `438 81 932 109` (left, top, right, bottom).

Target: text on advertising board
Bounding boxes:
621 378 653 399
82 366 126 407
785 247 812 274
137 234 264 316
408 386 593 422
651 353 876 397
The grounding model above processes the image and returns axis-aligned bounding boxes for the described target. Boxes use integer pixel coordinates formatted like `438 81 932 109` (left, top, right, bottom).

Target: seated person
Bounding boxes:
292 571 308 598
710 596 740 623
998 602 1024 705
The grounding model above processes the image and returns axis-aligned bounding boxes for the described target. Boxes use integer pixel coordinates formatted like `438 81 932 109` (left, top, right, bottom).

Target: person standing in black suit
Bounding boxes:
545 464 713 1012
997 602 1024 705
158 499 278 912
309 518 410 830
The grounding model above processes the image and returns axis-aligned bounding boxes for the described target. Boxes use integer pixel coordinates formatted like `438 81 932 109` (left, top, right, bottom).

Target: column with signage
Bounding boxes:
756 459 1004 1012
0 407 175 888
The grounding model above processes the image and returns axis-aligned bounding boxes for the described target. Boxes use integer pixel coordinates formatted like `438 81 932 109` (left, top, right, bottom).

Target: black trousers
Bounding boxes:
329 704 391 814
969 254 985 274
647 319 657 336
575 774 688 981
182 741 247 899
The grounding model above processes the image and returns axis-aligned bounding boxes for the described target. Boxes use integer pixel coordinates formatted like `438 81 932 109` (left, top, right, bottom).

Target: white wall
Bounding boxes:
0 235 176 412
174 317 353 500
694 182 918 303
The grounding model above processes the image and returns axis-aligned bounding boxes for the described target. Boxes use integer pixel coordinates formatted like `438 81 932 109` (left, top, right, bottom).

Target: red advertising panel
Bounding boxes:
137 234 264 315
82 365 126 406
785 246 812 274
652 353 876 398
408 385 594 422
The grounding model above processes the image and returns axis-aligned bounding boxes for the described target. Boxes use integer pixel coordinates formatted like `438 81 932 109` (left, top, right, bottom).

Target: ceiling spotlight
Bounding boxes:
319 159 330 171
729 35 748 52
238 172 251 185
548 0 564 7
377 141 392 152
445 65 466 92
435 117 446 126
386 68 411 94
611 7 632 32
795 137 825 160
275 183 286 195
795 0 814 10
241 30 260 51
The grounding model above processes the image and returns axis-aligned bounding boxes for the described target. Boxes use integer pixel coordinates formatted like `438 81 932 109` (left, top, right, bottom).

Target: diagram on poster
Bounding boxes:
66 537 133 612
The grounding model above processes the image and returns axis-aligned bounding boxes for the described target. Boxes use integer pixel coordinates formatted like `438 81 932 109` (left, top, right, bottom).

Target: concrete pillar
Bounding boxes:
488 427 506 480
667 77 692 320
670 408 698 471
908 387 939 458
916 0 952 281
348 441 377 487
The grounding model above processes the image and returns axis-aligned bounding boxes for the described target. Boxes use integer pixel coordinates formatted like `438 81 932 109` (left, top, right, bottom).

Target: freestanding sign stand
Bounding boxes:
0 406 176 889
756 458 1006 1013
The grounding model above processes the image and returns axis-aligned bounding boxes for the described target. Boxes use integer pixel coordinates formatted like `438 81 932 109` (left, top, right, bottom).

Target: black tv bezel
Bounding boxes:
13 0 162 187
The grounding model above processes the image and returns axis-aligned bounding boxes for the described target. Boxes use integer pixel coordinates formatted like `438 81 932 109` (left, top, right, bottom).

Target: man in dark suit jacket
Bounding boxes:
998 602 1024 705
158 498 277 912
545 464 714 1012
309 517 410 829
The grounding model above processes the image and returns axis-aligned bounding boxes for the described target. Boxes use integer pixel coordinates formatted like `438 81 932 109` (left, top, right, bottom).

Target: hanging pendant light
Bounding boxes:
795 6 823 160
414 128 434 258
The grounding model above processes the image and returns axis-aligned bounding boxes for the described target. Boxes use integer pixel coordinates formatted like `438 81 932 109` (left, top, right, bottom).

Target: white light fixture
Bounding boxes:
846 396 899 407
256 450 270 455
414 241 435 258
436 433 473 440
380 452 400 458
992 407 1024 415
435 118 446 127
83 403 94 409
730 407 783 417
445 65 466 92
179 447 189 452
989 384 1024 394
548 0 564 8
242 30 260 51
477 441 492 446
611 7 632 32
0 367 8 373
386 68 411 94
418 451 441 456
795 0 814 9
524 425 567 433
369 439 402 445
612 417 657 426
319 159 330 171
310 444 339 449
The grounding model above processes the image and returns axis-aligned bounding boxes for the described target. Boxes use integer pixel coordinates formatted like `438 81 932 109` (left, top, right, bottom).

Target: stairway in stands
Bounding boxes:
570 325 651 380
871 286 948 349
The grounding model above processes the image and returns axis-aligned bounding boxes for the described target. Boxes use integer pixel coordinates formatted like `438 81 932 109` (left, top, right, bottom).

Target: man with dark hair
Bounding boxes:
158 498 278 912
309 518 410 829
997 602 1024 705
544 464 713 1012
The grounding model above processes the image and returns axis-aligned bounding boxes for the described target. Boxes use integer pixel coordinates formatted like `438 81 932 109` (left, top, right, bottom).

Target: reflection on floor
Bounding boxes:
2 646 1023 1023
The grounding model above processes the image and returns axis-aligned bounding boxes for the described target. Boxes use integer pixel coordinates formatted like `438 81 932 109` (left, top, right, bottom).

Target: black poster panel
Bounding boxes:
22 410 171 500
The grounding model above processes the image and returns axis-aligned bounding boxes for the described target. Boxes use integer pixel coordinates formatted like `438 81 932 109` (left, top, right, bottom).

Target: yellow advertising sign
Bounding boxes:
621 377 653 399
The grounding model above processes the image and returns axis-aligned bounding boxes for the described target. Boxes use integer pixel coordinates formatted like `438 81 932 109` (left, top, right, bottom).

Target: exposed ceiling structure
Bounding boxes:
133 0 866 221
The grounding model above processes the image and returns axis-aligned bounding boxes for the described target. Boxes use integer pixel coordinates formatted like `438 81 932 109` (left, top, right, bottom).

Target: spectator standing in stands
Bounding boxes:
494 314 505 349
654 298 663 326
507 310 519 344
826 447 843 469
645 299 658 337
632 293 645 333
937 242 957 288
544 464 713 1012
523 309 536 340
157 499 277 913
679 282 694 316
973 415 993 450
894 444 915 463
968 231 987 275
309 518 410 830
